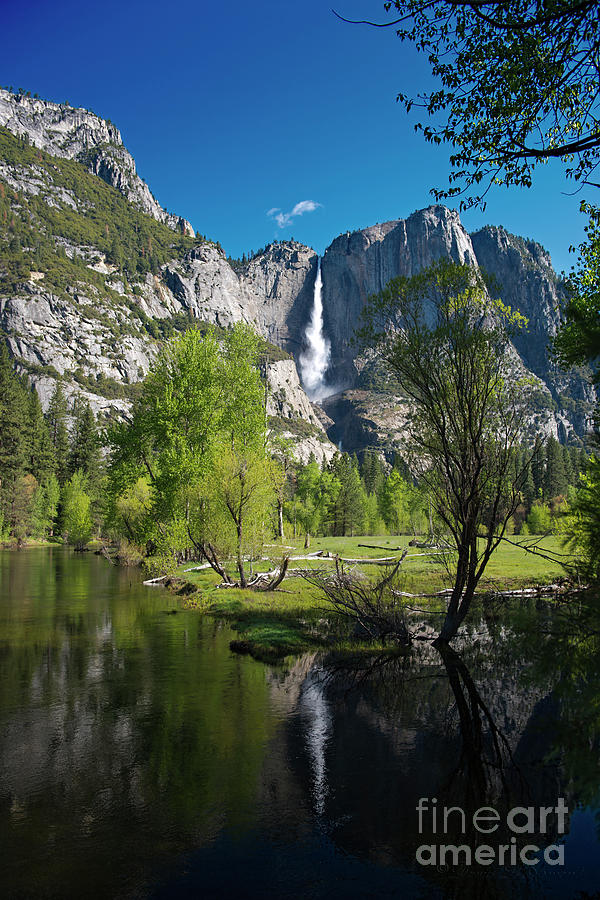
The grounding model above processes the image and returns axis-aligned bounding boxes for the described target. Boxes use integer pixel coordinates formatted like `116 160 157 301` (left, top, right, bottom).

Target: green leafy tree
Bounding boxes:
555 203 600 375
526 500 553 534
363 492 386 535
61 470 93 550
565 454 600 580
109 325 282 584
295 459 325 547
30 473 60 539
361 259 530 642
358 1 600 207
113 476 153 545
196 447 283 586
379 470 410 534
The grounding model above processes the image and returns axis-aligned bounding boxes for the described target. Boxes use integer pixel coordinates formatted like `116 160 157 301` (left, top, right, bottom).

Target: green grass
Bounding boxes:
168 533 570 661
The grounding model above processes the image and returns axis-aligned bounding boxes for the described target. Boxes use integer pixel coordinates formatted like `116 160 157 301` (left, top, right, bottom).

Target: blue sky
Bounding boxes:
2 0 593 272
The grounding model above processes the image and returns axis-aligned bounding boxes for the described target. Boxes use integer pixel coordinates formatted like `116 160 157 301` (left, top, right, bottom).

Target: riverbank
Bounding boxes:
163 534 571 662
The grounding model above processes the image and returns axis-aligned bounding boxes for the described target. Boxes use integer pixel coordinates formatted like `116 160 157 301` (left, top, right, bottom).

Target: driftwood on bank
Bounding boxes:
358 543 404 551
143 574 169 585
216 557 291 591
302 553 411 645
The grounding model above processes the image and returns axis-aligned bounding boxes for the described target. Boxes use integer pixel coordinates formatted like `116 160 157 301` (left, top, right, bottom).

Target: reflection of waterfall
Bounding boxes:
299 671 331 817
299 260 331 400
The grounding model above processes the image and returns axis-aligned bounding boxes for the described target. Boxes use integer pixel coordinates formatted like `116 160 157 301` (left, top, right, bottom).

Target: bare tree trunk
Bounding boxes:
304 531 310 549
200 541 232 583
237 523 246 588
435 536 476 644
278 498 284 539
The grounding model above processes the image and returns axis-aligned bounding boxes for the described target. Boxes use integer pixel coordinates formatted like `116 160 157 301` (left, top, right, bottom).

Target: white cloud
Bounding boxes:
268 199 322 229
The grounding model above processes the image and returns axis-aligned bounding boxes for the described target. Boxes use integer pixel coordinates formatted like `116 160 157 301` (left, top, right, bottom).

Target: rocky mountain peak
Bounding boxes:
241 241 318 355
319 205 479 386
0 89 193 236
471 224 557 276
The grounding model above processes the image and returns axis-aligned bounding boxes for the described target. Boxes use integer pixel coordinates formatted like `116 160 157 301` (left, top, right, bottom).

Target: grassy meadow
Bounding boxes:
166 534 568 661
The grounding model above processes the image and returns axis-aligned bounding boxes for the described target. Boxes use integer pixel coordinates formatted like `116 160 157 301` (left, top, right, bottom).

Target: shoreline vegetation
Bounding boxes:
1 314 594 654
0 534 582 664
140 534 572 662
0 534 577 664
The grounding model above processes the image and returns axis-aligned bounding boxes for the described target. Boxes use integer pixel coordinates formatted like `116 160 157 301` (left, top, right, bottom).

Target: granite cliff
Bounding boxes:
0 88 193 235
315 207 594 451
0 91 593 462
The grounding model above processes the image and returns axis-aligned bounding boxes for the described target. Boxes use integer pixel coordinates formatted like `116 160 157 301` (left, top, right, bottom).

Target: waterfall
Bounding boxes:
299 260 330 400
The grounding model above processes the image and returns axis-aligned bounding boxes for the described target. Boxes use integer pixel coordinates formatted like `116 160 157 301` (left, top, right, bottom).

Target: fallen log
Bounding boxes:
358 543 404 551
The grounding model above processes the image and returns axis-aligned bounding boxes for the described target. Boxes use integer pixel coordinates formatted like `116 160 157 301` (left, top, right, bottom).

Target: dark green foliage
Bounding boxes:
69 398 101 485
47 381 70 485
0 346 106 541
71 369 144 402
268 416 326 441
0 126 199 297
328 453 366 536
361 450 385 495
531 436 546 497
0 346 97 540
555 203 600 377
544 436 568 500
0 344 27 521
24 385 55 480
385 1 600 207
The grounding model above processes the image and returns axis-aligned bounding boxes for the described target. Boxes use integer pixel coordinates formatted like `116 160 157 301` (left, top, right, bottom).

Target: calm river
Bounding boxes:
1 548 599 898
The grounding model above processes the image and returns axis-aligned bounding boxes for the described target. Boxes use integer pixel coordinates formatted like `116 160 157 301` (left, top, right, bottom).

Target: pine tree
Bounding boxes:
47 381 70 484
522 466 536 510
361 450 384 495
330 454 366 536
562 445 575 488
25 385 55 480
0 344 27 520
544 436 568 500
531 436 545 498
69 398 100 484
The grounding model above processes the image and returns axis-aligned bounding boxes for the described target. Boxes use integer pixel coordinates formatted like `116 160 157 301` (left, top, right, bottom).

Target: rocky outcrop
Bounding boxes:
320 390 410 457
471 226 596 439
313 207 594 447
320 206 478 386
0 89 593 454
265 360 336 465
162 244 261 327
265 360 323 428
0 89 193 234
241 242 318 355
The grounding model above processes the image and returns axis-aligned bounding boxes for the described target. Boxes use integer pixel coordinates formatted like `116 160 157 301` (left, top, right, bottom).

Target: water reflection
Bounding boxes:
298 668 332 818
0 550 599 899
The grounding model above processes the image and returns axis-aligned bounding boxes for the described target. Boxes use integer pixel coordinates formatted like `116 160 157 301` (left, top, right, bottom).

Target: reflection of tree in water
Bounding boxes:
436 643 515 806
315 630 573 900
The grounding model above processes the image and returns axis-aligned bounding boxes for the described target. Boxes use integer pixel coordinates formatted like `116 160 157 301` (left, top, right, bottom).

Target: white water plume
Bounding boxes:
299 260 331 400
